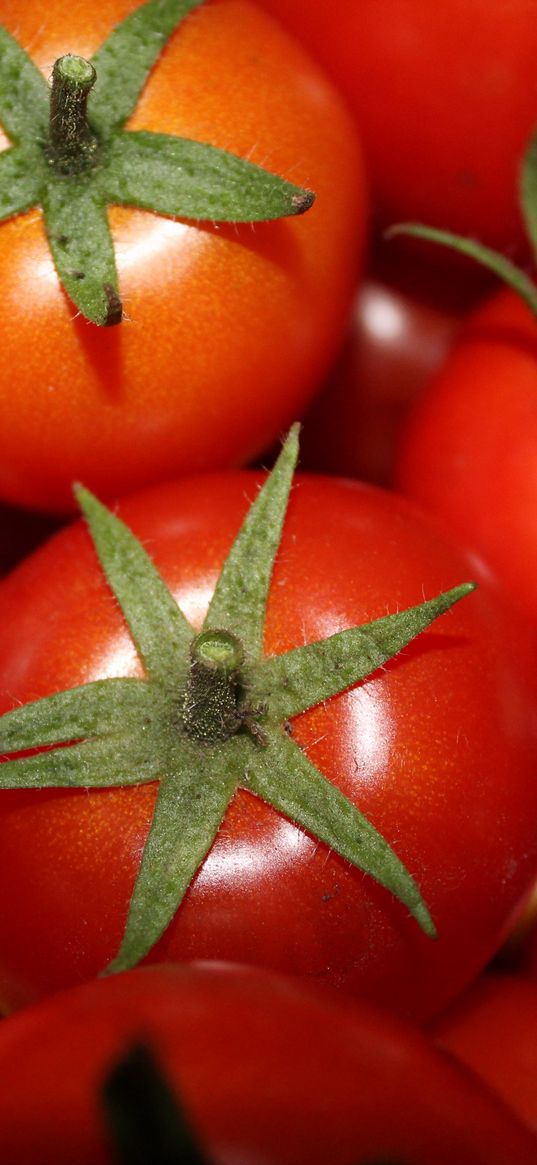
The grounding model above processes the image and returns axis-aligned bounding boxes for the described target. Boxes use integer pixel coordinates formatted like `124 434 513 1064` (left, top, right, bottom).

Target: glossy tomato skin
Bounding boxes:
0 0 365 514
258 0 537 259
396 289 537 628
1 472 537 1020
432 973 537 1137
1 963 537 1165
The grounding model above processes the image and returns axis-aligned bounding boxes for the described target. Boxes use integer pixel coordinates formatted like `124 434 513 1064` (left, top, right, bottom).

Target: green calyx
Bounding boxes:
0 0 315 326
0 426 476 976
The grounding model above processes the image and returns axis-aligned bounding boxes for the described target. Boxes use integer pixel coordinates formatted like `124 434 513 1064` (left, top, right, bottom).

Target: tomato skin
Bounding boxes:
396 289 537 628
0 472 536 1021
0 962 536 1165
299 253 482 486
258 0 536 259
0 0 365 514
432 973 537 1137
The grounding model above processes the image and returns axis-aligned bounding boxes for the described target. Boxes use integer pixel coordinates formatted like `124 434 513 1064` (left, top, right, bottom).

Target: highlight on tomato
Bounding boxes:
0 0 365 513
0 432 536 1021
0 962 536 1165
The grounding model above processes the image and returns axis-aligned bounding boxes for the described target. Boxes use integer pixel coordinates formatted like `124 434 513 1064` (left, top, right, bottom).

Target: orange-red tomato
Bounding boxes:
258 0 537 259
0 0 365 513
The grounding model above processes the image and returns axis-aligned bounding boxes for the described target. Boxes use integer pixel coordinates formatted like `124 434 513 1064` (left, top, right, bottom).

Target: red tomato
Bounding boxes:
0 962 536 1165
0 471 536 1021
0 0 365 514
257 0 537 259
299 252 483 486
396 288 537 627
432 973 537 1137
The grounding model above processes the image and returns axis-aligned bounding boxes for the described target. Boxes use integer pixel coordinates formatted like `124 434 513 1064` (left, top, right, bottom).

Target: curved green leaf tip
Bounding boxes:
385 222 537 320
0 428 477 972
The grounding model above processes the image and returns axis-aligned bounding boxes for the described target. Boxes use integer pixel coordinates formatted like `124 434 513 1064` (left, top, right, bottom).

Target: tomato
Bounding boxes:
0 961 535 1165
299 251 484 486
396 288 537 627
431 972 537 1137
0 0 365 514
0 469 536 1021
257 0 537 260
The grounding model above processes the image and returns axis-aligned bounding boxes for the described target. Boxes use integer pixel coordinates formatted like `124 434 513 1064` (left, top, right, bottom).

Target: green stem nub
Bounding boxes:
48 55 100 176
182 631 245 745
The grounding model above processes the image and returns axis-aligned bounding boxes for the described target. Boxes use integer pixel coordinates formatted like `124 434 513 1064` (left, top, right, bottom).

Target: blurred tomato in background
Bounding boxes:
257 0 537 261
299 251 486 484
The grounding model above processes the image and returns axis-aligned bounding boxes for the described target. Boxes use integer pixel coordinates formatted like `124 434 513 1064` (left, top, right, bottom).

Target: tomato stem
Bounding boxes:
47 55 100 176
182 630 246 744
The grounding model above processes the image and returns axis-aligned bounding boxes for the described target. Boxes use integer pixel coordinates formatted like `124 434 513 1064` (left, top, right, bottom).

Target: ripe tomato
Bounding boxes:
432 973 537 1137
258 0 537 259
0 0 365 514
396 288 537 627
0 470 536 1021
0 962 536 1165
299 252 483 486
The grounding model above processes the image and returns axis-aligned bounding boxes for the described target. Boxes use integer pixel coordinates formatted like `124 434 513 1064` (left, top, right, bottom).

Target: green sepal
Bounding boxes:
204 424 299 660
103 132 315 221
42 179 122 326
385 223 537 319
247 727 436 937
252 583 476 722
0 147 45 221
104 740 244 974
88 0 204 136
0 25 49 143
0 678 152 752
0 734 161 789
76 486 194 689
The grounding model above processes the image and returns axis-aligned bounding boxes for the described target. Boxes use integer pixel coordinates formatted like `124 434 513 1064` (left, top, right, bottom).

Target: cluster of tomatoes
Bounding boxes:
1 1 537 1162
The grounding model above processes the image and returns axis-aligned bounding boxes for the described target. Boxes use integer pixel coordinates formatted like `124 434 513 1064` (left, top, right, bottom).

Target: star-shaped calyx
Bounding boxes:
0 427 476 976
0 0 315 325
